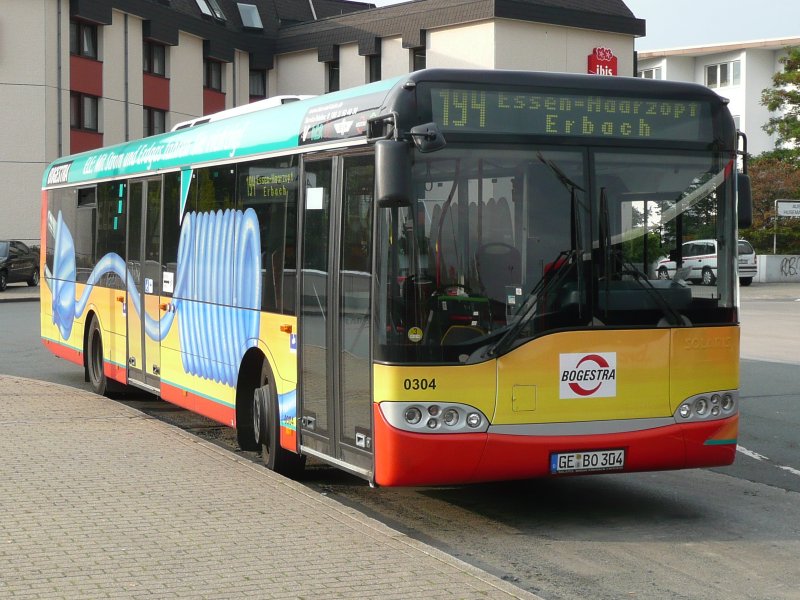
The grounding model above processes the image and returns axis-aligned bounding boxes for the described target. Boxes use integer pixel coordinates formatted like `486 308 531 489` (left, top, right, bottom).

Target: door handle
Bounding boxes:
116 295 125 303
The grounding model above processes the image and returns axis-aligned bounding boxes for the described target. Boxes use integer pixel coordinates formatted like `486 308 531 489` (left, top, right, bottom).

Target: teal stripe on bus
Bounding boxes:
43 76 402 188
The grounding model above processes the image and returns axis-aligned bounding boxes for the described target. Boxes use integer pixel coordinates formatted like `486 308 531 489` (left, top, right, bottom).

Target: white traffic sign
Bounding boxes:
776 200 800 217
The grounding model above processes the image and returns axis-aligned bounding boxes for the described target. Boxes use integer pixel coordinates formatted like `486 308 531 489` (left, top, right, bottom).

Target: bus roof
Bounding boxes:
43 69 730 189
43 75 403 188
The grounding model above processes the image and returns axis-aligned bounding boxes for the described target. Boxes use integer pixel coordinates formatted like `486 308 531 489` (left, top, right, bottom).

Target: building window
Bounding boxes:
705 60 741 88
70 21 98 59
70 93 99 131
237 3 263 30
204 60 223 90
144 107 167 136
249 70 267 99
327 61 340 93
143 41 166 76
411 47 426 71
196 0 226 21
638 67 662 80
368 55 381 83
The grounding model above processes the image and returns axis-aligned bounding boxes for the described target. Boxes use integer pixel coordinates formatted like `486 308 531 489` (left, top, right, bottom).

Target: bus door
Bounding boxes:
299 154 375 476
126 177 163 390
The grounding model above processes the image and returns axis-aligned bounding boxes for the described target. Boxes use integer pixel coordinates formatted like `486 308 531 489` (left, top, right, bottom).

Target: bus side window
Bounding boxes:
161 173 181 297
237 156 298 314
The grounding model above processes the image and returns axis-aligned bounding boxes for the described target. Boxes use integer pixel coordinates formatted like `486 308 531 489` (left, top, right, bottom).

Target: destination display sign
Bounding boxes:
428 86 714 143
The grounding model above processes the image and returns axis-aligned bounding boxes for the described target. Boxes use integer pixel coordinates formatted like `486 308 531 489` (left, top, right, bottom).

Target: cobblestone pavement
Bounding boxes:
0 375 539 599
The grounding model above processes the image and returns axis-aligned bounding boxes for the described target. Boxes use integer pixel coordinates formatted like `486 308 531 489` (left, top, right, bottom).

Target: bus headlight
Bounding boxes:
695 397 708 416
443 408 459 427
404 407 422 425
380 402 489 433
673 390 738 423
721 394 735 412
466 413 482 428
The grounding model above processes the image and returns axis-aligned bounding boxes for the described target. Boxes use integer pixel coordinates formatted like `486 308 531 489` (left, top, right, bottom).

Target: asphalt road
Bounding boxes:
2 285 799 599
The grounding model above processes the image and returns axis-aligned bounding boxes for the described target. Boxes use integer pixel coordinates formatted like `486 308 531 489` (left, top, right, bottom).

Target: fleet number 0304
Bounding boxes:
403 378 437 391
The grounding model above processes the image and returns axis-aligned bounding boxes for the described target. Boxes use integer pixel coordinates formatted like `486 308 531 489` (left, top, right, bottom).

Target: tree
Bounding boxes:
761 46 800 151
740 154 800 254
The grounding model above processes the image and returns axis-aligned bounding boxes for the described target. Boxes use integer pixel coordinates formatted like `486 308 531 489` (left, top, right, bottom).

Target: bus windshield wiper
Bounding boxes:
485 249 576 358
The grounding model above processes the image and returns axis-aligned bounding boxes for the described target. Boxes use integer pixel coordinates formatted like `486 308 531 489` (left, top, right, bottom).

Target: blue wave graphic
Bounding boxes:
49 208 262 387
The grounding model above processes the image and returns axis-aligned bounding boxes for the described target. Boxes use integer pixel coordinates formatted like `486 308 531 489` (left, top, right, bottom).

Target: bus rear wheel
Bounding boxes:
256 363 305 477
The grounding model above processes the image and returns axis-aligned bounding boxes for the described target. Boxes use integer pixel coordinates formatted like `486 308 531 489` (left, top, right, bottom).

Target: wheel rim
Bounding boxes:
658 269 668 280
703 269 713 285
0 273 6 289
252 390 263 447
32 271 39 285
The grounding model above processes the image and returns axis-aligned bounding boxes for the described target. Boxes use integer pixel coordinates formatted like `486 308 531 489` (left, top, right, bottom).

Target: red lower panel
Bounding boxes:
160 382 235 428
374 404 738 487
43 339 83 367
280 427 297 453
103 362 127 386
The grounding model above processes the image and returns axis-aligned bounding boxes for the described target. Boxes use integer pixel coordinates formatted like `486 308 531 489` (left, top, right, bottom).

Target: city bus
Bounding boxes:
41 68 751 486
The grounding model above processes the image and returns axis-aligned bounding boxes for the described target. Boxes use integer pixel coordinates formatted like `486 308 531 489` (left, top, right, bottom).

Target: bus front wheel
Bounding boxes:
256 363 305 477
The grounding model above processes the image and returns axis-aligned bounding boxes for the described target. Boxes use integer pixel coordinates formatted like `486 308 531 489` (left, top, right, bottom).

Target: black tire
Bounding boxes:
701 267 716 286
236 368 261 452
27 268 40 287
739 277 753 287
87 317 111 396
257 362 305 477
0 270 7 292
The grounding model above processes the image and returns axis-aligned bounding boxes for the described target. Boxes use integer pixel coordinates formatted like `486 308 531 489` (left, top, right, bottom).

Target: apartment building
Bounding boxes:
0 0 644 241
637 37 800 156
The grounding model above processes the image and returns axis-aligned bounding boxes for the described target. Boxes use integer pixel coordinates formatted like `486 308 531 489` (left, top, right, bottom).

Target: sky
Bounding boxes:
367 0 800 51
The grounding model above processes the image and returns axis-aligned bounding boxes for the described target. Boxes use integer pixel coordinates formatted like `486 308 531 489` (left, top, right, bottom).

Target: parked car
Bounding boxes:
0 240 40 291
655 238 757 286
737 239 757 286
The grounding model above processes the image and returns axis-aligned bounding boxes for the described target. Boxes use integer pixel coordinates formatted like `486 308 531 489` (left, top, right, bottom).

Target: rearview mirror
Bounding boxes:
737 172 753 229
410 122 446 153
375 140 412 208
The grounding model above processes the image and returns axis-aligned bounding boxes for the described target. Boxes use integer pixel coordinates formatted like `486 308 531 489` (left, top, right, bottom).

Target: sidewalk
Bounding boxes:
0 283 39 302
0 374 539 600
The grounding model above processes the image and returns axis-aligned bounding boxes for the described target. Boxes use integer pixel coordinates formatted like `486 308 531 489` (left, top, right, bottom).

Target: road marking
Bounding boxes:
737 445 800 479
736 445 767 461
778 465 800 477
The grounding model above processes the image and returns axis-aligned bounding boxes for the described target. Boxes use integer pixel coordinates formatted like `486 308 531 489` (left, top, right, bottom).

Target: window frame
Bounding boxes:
70 92 100 132
249 69 267 99
70 20 98 59
143 107 167 136
204 59 223 91
638 67 662 80
143 40 167 76
327 61 340 93
705 60 741 89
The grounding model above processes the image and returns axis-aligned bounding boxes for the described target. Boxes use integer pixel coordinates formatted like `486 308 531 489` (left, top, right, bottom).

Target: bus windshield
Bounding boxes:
375 145 736 364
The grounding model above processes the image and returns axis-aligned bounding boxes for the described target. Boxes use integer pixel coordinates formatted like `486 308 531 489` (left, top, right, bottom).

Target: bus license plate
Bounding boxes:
551 449 625 474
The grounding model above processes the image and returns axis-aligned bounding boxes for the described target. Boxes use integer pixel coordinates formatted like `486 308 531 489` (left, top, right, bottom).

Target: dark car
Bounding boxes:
0 240 40 291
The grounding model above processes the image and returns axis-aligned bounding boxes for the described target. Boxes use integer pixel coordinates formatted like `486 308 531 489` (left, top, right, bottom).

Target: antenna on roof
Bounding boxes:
308 0 317 20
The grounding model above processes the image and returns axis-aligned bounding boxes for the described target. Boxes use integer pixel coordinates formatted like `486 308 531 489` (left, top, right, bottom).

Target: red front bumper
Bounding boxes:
373 404 737 487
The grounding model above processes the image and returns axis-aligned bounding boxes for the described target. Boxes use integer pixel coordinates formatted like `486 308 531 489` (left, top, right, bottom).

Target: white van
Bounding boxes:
656 239 757 286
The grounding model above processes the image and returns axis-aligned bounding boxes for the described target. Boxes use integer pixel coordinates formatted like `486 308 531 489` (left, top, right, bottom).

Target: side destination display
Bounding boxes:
428 85 714 143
